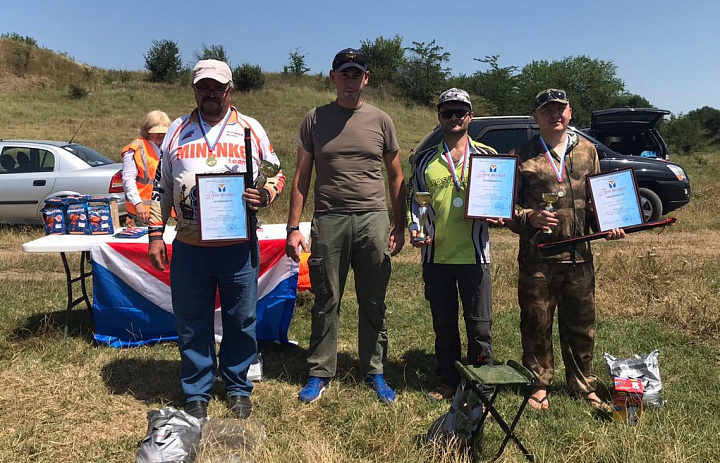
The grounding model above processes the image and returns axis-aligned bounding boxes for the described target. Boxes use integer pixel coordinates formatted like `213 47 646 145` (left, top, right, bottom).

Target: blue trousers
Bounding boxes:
170 239 259 402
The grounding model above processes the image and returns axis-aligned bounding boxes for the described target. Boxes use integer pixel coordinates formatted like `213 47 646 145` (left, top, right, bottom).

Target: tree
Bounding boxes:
194 43 230 64
513 56 625 126
687 106 720 142
283 48 310 76
233 63 265 92
663 114 705 154
468 55 519 115
144 39 182 84
608 93 652 109
397 40 450 106
359 35 405 89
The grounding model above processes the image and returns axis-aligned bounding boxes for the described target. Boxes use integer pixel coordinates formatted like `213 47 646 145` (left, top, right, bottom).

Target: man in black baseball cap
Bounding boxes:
331 48 368 73
287 47 406 405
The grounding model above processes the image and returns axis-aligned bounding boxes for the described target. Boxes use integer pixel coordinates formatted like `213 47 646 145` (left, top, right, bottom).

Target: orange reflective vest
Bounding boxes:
122 137 159 216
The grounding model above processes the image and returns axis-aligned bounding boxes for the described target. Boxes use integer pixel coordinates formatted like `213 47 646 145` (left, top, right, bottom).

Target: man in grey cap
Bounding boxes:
407 87 501 401
508 88 624 410
148 59 285 420
285 47 406 404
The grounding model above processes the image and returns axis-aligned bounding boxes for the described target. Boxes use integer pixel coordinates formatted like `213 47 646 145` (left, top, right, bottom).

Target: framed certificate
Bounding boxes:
195 173 249 242
587 168 643 232
465 155 517 220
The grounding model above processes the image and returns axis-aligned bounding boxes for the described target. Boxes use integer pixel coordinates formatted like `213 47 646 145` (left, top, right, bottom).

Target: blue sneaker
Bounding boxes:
364 373 396 403
298 376 331 403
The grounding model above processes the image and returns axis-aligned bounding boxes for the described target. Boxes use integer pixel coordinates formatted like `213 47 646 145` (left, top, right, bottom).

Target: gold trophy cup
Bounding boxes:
541 191 562 234
413 191 433 243
255 160 280 188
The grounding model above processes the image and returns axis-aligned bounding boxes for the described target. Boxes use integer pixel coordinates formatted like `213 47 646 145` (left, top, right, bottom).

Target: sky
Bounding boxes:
2 0 718 115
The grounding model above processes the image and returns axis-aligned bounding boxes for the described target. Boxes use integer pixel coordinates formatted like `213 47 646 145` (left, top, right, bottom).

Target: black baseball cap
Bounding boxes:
332 48 367 72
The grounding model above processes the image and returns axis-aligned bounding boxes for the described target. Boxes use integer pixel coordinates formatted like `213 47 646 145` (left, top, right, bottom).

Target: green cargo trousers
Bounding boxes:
306 211 391 378
518 261 597 394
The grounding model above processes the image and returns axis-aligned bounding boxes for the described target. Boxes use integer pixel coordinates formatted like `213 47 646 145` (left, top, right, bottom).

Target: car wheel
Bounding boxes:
638 187 662 222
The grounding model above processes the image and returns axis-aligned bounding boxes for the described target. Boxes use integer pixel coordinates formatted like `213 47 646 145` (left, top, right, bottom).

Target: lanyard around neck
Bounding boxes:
198 108 232 153
442 139 469 192
539 135 569 183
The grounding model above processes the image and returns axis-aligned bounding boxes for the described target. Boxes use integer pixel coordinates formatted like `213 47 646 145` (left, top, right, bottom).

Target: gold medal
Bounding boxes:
206 156 217 167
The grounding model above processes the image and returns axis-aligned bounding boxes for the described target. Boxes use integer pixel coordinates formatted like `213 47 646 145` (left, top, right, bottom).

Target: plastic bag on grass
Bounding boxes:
137 407 203 463
426 384 485 445
603 349 665 408
197 418 266 463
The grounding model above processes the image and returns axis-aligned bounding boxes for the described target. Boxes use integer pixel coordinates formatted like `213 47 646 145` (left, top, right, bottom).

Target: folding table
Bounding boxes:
455 360 536 462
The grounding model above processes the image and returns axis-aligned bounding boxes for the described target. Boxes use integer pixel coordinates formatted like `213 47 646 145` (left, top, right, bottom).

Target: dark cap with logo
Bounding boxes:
534 88 569 109
332 48 368 73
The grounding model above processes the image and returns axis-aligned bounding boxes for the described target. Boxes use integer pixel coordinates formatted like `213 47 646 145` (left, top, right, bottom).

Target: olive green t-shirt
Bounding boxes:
297 100 399 213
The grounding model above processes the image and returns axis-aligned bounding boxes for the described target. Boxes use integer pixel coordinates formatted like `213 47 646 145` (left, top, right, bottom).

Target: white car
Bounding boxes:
0 140 126 225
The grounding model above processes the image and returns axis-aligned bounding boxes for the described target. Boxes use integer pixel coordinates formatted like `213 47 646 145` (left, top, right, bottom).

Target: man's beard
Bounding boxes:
200 100 225 120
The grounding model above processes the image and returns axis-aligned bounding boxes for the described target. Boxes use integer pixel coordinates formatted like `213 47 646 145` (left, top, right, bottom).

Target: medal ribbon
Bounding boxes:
539 135 569 183
198 108 232 153
442 139 469 192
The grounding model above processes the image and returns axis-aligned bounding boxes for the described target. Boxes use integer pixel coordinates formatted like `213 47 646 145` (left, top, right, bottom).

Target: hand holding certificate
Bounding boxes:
196 173 249 243
587 168 643 231
465 155 517 220
537 168 675 250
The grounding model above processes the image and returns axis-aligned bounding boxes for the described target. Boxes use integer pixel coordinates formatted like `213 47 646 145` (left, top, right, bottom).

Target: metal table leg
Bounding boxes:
59 251 92 339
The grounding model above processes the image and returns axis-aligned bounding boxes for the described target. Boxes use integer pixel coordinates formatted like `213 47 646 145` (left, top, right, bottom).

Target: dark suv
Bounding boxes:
413 116 691 222
585 108 671 160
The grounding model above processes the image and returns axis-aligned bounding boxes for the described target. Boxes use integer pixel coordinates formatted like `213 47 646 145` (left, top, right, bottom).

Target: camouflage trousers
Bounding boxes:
518 261 597 393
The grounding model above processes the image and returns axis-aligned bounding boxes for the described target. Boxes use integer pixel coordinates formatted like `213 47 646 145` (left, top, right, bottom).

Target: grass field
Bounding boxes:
1 49 720 462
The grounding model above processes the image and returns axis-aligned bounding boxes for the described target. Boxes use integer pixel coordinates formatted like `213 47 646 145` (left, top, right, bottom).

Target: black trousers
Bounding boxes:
423 262 493 388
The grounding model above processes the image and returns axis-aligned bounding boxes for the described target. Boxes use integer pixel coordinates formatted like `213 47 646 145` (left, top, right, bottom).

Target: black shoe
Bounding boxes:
229 395 252 419
184 400 208 420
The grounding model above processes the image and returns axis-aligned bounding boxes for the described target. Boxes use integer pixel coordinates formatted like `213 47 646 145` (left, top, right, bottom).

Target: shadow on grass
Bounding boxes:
101 357 185 406
12 307 96 343
256 342 438 393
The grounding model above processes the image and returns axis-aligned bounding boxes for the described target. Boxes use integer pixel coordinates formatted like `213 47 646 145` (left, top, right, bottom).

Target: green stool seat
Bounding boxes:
455 360 536 462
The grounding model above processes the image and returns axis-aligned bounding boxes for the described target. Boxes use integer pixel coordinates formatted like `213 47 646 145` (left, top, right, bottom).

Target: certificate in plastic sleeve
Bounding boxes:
465 155 517 220
587 168 643 232
196 173 249 242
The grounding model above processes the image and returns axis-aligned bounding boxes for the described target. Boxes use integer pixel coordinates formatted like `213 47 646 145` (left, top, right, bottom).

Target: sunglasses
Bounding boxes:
535 89 567 107
333 52 367 69
195 85 230 97
439 109 470 119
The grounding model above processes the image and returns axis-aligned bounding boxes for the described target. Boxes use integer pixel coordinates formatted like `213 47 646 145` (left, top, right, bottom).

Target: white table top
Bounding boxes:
23 222 310 253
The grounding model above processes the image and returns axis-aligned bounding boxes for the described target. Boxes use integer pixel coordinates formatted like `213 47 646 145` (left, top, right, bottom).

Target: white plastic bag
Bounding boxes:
603 349 665 408
137 407 203 463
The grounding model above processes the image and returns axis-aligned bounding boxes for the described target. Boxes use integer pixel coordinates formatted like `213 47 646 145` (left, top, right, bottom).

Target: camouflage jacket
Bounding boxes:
508 132 599 264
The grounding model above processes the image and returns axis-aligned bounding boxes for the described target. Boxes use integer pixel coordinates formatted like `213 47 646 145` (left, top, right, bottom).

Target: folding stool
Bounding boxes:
455 360 536 462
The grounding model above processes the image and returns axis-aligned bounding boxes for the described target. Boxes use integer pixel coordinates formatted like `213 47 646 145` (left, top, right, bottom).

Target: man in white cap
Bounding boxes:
408 88 500 401
147 59 285 420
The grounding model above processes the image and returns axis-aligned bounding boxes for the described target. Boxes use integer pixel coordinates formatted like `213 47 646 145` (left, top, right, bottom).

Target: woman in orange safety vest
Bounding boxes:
121 110 171 226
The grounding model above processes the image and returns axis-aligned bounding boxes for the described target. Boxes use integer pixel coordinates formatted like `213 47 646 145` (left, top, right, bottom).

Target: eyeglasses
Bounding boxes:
439 109 470 119
535 89 567 108
332 51 367 69
195 85 230 97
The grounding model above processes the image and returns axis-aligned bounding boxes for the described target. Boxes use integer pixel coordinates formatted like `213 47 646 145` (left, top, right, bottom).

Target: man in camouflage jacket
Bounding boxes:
508 89 625 410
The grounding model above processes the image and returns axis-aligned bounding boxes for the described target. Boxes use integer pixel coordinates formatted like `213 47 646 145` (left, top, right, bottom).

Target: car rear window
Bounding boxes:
62 144 114 167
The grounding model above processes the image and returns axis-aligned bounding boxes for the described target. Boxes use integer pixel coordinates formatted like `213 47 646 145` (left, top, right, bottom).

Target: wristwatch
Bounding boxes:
286 225 300 234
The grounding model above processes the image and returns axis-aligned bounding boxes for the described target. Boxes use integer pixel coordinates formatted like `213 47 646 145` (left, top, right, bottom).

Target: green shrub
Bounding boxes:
68 84 88 100
233 63 265 92
144 39 181 84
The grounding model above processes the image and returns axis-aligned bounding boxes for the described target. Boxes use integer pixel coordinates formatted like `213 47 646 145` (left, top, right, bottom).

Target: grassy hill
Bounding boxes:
2 41 720 463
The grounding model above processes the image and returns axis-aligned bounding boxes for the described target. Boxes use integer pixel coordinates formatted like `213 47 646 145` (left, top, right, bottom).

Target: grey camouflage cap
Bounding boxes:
437 88 472 110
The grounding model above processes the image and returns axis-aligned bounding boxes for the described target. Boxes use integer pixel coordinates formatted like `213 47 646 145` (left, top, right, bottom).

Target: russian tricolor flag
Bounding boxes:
90 237 299 348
